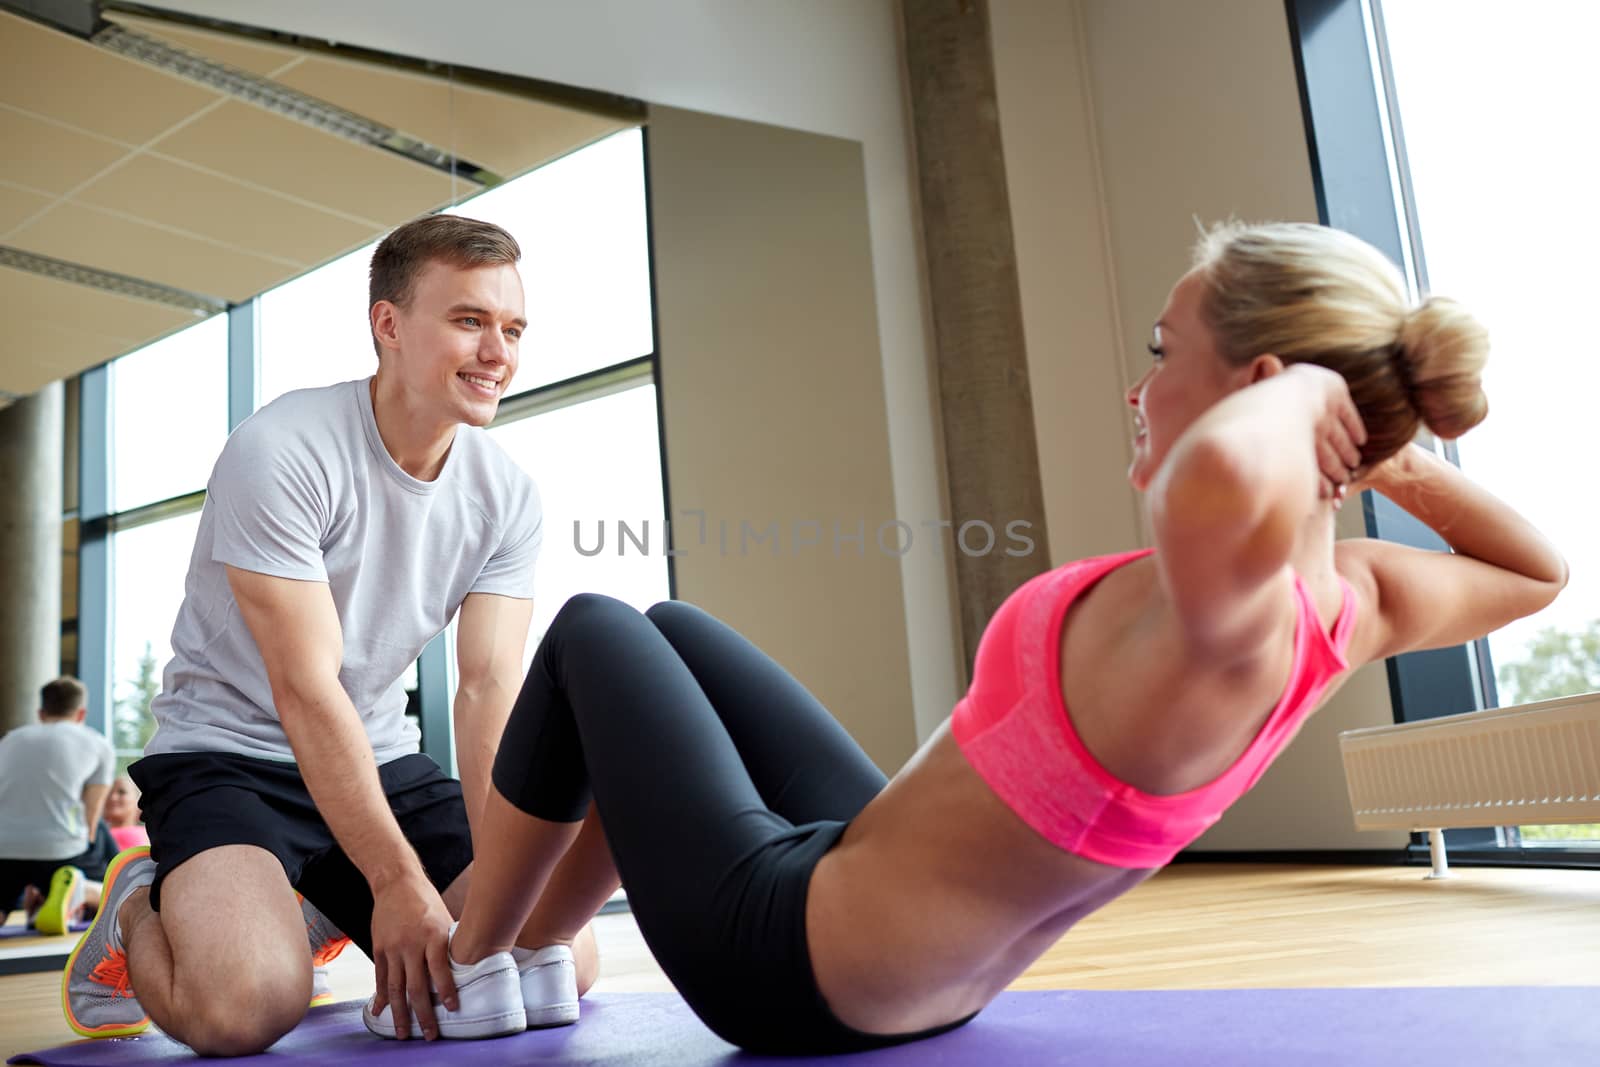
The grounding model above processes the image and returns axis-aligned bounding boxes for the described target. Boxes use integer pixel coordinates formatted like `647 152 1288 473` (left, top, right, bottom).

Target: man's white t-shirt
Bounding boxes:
0 721 115 860
145 378 542 764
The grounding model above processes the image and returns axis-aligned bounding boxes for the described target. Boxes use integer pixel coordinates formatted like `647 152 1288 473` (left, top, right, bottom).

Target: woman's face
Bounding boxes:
104 777 139 826
1126 270 1248 491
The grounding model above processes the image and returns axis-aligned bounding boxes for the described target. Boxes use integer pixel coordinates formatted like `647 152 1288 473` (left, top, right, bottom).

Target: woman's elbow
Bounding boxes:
1536 561 1569 611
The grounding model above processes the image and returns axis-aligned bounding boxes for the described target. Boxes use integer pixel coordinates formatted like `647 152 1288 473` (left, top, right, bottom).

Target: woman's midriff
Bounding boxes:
805 723 1155 1036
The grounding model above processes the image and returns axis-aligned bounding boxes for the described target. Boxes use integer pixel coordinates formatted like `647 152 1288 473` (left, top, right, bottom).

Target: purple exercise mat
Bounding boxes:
10 987 1597 1066
0 920 88 939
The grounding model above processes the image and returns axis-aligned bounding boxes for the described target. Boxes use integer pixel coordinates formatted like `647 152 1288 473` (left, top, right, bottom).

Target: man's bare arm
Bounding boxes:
80 783 109 841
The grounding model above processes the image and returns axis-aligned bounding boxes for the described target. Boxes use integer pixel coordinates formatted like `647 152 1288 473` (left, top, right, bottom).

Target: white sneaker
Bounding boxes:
361 925 524 1040
514 944 579 1028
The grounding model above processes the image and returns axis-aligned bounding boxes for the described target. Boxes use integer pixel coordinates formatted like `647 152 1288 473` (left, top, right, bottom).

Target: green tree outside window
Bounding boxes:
114 641 160 776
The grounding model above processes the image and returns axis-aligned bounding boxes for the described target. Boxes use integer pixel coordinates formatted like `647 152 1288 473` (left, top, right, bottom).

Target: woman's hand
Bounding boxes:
1347 440 1428 500
1281 363 1367 506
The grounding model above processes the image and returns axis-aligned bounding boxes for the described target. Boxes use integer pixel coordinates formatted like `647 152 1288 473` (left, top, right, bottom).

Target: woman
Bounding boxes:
102 776 149 852
370 222 1566 1052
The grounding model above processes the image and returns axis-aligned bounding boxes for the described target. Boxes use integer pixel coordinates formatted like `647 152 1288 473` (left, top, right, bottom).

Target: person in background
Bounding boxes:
0 678 114 935
102 776 149 852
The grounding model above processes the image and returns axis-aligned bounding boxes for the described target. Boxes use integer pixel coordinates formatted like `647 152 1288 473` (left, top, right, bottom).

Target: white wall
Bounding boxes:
647 107 916 768
150 0 963 741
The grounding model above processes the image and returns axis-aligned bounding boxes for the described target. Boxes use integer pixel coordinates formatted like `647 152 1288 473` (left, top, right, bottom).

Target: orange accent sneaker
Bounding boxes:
299 893 351 1006
61 845 154 1038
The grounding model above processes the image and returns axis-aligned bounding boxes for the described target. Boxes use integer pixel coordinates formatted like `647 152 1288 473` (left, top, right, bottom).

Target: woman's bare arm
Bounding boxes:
1337 444 1567 662
1151 364 1365 662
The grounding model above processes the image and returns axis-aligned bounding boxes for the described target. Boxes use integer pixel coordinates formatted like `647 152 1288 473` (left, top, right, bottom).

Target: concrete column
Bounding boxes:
901 0 1051 679
0 383 64 734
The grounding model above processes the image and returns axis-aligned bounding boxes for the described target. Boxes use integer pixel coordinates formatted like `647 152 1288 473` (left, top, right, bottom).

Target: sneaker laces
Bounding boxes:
88 949 136 999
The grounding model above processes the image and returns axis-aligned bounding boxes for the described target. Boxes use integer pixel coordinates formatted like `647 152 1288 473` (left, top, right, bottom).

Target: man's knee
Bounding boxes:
152 845 311 1053
177 967 309 1056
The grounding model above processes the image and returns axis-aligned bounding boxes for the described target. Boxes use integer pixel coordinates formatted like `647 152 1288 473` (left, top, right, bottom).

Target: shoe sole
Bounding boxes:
60 847 152 1039
35 867 81 937
526 1002 579 1028
362 1007 527 1040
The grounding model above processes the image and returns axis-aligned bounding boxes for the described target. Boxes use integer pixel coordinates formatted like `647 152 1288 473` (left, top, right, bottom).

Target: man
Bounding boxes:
0 677 115 935
63 215 595 1053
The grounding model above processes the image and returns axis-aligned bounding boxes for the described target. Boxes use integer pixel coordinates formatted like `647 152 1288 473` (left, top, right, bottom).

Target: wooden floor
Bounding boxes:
4 863 1596 1056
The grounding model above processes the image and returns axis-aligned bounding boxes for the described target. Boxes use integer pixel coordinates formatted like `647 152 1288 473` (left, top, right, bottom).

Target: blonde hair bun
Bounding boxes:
1395 296 1489 440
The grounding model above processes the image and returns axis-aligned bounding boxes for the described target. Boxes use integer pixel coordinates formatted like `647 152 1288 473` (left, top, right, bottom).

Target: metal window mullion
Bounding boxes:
641 124 674 602
228 298 259 429
489 356 655 428
77 365 113 737
416 633 454 774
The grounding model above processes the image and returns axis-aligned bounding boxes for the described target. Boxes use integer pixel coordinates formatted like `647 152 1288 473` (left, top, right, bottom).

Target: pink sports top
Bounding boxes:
951 549 1356 868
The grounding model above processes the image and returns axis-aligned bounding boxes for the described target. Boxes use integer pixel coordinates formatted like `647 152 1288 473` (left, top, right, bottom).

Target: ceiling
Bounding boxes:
0 4 637 400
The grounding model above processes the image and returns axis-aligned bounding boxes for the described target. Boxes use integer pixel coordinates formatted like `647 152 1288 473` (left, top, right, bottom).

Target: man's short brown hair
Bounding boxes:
40 676 87 719
367 214 521 356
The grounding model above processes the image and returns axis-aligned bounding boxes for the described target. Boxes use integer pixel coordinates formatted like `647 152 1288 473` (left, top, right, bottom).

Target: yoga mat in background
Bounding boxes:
9 987 1597 1066
0 921 88 940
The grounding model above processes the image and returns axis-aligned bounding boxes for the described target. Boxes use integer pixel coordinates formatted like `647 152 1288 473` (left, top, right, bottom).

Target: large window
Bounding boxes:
257 129 653 409
109 314 228 511
1294 0 1599 856
1380 1 1599 847
435 380 671 738
448 129 654 396
92 314 229 769
491 381 670 657
109 511 201 774
1380 1 1600 710
258 242 381 407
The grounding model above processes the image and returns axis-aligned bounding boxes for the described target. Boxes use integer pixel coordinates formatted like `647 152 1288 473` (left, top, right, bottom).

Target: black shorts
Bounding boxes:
129 751 472 958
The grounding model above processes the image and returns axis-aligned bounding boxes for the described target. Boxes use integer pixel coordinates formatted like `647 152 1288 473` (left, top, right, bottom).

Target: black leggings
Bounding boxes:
492 594 972 1054
1 821 118 910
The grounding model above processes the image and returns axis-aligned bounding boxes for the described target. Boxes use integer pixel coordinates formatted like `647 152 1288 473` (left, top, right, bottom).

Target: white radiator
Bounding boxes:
1339 692 1600 875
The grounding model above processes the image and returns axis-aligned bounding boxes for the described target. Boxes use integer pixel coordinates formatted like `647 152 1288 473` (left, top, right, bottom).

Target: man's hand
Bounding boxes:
368 872 458 1040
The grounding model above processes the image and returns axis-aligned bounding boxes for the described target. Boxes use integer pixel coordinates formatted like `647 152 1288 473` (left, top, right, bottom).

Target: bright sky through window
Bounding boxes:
1382 0 1600 693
